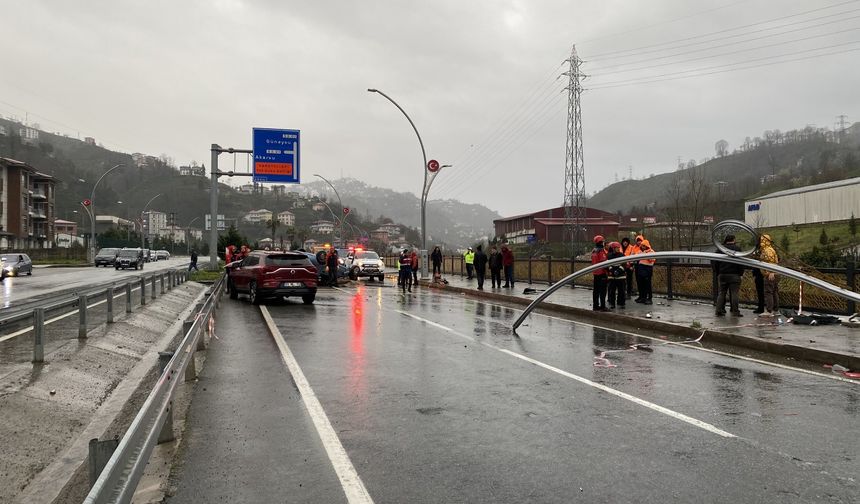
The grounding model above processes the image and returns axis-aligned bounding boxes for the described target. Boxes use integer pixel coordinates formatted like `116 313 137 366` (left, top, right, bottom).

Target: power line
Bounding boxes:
589 24 860 77
587 0 860 59
588 12 860 73
587 43 860 90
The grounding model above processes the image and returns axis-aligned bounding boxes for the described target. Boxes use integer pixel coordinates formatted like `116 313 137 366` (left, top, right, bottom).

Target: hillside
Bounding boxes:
0 118 498 248
587 122 860 220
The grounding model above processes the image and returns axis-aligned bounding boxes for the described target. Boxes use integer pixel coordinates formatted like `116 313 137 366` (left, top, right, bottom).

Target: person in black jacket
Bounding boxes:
431 246 443 278
714 235 745 317
473 245 488 290
488 246 503 288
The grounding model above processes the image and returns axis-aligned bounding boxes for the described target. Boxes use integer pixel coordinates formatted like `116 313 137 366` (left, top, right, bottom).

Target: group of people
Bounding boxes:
591 234 656 311
464 245 515 290
714 233 780 317
398 248 420 292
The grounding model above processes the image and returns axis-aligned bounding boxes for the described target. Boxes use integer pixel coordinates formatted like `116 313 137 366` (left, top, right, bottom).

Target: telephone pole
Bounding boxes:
563 45 586 258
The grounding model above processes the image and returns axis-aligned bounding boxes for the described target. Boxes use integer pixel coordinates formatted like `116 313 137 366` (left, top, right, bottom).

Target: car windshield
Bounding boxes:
97 248 118 256
265 254 311 267
118 250 139 257
356 251 379 260
0 256 20 264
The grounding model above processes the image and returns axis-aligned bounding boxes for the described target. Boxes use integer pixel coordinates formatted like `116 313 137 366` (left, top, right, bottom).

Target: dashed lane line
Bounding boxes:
395 309 737 439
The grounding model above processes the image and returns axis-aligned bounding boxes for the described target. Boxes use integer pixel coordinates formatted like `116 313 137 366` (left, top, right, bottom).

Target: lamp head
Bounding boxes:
367 88 378 93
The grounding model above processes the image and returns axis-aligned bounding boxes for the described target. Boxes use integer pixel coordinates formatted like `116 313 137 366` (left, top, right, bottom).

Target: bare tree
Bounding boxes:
683 166 711 250
663 170 685 250
715 139 729 157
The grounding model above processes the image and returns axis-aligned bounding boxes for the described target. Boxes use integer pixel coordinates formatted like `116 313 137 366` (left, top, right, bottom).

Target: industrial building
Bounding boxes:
744 177 860 228
493 206 619 244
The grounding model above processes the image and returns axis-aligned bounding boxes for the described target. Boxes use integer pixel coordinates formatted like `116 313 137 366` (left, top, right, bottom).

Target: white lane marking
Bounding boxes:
396 310 736 439
260 306 375 504
0 287 143 343
527 311 860 385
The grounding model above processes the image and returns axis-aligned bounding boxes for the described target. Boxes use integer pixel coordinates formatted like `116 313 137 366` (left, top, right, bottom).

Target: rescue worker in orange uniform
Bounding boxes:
591 235 609 311
634 238 655 305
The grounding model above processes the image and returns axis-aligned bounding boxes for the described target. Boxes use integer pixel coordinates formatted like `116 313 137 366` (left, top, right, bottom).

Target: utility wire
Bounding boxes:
587 43 860 90
588 11 860 72
589 24 860 77
587 0 860 59
433 90 563 195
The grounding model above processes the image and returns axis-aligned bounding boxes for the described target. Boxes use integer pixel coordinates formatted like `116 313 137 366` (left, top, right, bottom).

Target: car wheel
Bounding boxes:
249 281 261 305
27 269 32 276
349 267 358 280
302 293 315 305
228 279 238 299
378 275 384 282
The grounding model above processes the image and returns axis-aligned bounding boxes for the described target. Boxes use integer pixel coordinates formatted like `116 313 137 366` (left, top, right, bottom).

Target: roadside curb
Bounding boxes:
426 281 860 371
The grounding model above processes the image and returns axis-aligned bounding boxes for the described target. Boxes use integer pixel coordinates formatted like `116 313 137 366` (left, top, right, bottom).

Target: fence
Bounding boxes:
385 255 859 315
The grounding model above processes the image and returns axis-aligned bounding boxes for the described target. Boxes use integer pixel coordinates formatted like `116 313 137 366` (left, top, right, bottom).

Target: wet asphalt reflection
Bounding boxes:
238 282 858 502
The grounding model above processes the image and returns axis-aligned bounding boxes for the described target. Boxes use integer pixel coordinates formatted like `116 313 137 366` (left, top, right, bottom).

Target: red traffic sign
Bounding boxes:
343 207 350 215
82 199 92 207
427 159 440 173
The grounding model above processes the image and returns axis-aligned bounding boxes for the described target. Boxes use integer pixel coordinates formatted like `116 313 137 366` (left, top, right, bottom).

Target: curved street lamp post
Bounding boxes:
314 174 346 247
186 216 201 254
368 88 449 278
89 163 124 263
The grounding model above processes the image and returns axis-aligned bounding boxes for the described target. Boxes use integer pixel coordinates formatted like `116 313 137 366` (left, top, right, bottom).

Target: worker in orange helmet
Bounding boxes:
634 238 656 305
591 235 609 311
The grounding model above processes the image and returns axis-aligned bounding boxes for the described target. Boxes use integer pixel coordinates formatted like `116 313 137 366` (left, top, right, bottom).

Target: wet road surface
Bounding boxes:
168 281 859 503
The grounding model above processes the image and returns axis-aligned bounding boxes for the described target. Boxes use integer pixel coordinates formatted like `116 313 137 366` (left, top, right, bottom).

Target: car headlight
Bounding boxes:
3 266 12 271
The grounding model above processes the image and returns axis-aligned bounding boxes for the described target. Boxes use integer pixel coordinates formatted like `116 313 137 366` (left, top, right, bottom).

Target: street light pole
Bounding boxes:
367 88 430 278
139 193 163 250
89 163 124 263
186 216 201 254
314 174 345 247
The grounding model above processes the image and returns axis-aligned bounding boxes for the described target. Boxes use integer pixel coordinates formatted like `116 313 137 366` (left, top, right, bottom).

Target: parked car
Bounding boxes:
94 247 120 267
155 250 170 261
348 249 385 281
142 249 152 262
115 248 144 270
1 253 32 277
227 250 317 305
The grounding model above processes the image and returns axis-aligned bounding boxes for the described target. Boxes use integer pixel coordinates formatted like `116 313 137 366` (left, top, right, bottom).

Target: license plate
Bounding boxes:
282 282 303 288
364 269 378 273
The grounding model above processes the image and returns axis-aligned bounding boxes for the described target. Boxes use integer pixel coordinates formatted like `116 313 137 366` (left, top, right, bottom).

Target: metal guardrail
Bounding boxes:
0 268 194 363
84 272 225 504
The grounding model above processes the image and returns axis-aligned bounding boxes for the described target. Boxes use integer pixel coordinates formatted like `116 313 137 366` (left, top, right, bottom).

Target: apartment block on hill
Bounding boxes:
0 157 56 248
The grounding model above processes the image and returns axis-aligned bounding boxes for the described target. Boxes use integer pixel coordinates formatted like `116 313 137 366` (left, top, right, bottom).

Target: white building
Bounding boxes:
19 127 39 145
277 210 295 226
744 177 860 228
205 214 227 231
311 220 334 234
142 210 167 238
244 209 273 223
312 202 327 212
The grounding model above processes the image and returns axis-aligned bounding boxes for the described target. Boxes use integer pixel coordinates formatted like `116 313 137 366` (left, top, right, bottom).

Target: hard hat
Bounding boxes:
593 235 605 244
608 241 621 249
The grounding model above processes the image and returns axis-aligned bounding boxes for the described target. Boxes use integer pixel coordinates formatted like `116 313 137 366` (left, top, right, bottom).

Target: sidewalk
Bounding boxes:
425 273 860 371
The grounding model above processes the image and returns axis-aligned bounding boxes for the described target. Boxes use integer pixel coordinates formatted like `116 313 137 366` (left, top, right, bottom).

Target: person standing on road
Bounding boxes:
488 245 503 288
758 234 780 317
634 239 655 305
189 250 199 272
591 235 609 311
464 247 475 280
399 248 413 293
621 237 635 299
714 235 745 317
410 249 419 285
473 245 488 290
326 247 339 287
501 245 515 288
606 241 626 309
751 245 766 314
431 246 443 278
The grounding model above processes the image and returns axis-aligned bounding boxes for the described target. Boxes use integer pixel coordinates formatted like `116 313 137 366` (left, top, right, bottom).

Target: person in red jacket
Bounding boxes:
501 245 515 288
591 235 609 311
410 249 419 285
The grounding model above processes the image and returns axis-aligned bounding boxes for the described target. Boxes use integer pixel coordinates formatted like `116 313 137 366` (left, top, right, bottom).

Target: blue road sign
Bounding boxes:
252 128 301 184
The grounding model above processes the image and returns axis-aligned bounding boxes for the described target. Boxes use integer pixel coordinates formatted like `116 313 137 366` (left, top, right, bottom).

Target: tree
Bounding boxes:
266 218 280 242
780 234 790 253
850 212 857 240
217 225 247 254
714 139 729 157
819 227 829 245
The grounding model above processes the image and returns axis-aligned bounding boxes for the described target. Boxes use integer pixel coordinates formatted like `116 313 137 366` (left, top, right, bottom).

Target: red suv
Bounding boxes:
227 251 318 305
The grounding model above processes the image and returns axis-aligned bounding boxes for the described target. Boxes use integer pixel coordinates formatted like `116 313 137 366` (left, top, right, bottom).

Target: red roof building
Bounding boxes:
494 206 620 244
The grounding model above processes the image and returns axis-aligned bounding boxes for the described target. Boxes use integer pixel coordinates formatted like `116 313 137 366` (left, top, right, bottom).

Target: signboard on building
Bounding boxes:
643 216 657 224
703 215 715 224
252 128 300 184
205 214 228 231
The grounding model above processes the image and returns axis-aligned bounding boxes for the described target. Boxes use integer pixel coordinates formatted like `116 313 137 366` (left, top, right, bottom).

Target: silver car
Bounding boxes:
1 253 33 277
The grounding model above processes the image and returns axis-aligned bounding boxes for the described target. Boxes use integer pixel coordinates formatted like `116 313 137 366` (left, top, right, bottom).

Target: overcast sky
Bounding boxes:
2 0 858 216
